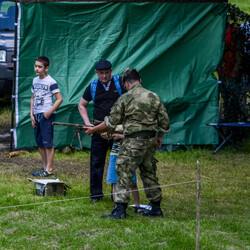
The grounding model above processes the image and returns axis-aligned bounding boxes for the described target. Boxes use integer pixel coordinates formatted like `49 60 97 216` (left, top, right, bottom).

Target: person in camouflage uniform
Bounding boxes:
84 68 170 219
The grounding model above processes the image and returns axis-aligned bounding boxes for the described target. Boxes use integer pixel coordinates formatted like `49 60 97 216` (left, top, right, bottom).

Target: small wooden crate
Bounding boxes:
28 178 66 196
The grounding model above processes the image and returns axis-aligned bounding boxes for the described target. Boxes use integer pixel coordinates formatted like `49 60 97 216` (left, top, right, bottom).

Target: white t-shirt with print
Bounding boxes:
31 75 60 115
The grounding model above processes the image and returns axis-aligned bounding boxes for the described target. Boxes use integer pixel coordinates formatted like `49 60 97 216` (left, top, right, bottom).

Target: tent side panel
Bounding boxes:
15 2 227 149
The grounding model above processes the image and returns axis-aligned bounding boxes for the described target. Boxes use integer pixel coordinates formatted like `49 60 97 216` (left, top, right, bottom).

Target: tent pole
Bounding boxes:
10 3 18 152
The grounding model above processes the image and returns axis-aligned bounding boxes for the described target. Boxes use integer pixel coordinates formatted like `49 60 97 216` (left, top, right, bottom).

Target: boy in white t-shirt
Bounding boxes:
30 56 63 177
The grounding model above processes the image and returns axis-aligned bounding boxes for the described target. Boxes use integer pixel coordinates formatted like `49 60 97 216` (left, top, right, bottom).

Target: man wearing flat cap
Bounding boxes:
78 59 126 204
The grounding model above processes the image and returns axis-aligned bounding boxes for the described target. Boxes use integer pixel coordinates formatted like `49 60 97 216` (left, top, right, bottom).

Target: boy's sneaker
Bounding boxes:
30 168 53 177
31 168 45 176
39 171 53 177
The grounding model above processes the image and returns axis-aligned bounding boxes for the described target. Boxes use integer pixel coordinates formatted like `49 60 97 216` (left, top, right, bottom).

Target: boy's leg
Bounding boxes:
131 183 140 208
32 114 46 175
45 147 54 173
112 183 116 204
34 114 46 170
40 113 55 173
107 146 119 203
38 147 47 169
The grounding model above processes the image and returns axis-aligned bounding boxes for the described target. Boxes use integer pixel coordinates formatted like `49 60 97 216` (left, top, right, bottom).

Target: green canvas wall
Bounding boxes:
14 2 227 149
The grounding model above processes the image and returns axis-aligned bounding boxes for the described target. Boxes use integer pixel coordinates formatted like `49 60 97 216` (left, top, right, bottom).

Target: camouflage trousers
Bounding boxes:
115 137 162 204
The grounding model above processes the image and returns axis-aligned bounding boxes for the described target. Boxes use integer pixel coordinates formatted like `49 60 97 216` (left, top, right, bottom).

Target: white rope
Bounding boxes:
0 180 199 210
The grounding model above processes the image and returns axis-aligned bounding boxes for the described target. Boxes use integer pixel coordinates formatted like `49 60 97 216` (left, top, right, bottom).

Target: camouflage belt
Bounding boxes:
126 131 156 139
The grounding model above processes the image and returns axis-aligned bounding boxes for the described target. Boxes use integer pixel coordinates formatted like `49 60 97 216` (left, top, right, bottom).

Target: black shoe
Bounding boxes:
90 197 102 204
142 203 163 217
101 203 127 220
101 207 118 219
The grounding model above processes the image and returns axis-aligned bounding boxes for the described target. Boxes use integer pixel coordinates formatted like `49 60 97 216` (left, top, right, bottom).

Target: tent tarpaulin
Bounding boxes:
10 0 229 2
14 2 227 149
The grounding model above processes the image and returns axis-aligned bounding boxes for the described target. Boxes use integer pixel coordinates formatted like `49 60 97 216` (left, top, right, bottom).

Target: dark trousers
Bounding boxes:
90 133 113 199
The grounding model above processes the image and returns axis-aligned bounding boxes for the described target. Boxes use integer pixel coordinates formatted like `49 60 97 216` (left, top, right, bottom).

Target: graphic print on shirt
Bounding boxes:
32 75 60 115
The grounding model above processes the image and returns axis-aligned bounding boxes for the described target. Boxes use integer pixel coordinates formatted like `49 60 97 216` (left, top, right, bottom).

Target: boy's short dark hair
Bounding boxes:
35 56 50 67
122 68 140 84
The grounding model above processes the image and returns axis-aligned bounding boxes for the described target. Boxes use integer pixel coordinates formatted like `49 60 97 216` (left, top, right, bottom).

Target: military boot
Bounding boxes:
142 202 163 217
101 203 127 219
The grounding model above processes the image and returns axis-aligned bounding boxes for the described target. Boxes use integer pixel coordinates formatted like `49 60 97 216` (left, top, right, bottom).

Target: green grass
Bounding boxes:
0 105 12 129
0 2 249 247
229 0 250 15
0 148 249 249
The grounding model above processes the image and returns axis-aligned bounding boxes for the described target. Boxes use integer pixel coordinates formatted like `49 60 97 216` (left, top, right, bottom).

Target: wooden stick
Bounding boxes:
52 121 122 135
196 160 201 250
52 122 93 130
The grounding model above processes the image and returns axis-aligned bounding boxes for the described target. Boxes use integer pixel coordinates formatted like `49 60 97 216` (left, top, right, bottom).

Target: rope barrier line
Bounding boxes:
0 179 199 210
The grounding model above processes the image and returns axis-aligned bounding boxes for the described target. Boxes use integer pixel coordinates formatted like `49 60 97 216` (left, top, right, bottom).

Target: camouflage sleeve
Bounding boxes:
104 98 125 129
104 116 116 130
157 101 170 133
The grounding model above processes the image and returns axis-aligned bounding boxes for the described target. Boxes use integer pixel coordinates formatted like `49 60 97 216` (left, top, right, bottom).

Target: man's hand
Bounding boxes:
84 122 108 136
156 137 162 149
112 133 124 141
156 132 164 149
85 122 94 126
83 125 95 135
100 132 113 140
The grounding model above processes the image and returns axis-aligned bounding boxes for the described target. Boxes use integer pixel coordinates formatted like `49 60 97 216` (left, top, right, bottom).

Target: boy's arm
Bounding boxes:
44 92 63 119
30 93 36 128
78 97 93 126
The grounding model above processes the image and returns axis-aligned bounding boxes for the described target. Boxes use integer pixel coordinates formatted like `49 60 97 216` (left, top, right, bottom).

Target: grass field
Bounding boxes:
229 0 250 15
0 147 249 249
0 105 12 130
0 1 249 248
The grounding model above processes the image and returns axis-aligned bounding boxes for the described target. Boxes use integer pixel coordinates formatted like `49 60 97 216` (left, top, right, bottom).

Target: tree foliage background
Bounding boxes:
218 3 249 143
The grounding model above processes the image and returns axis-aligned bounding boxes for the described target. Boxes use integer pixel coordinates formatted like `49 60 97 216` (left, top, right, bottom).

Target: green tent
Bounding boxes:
13 1 227 149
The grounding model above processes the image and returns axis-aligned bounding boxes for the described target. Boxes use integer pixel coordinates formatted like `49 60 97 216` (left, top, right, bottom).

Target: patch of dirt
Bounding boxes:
0 148 91 184
0 147 90 177
0 125 90 178
0 118 98 186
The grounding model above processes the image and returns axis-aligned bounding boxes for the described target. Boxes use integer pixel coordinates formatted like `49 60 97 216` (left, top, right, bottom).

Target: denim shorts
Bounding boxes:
106 154 137 184
34 113 55 148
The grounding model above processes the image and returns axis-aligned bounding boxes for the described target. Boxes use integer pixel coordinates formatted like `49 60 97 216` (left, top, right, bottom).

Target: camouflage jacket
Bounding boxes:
104 84 170 135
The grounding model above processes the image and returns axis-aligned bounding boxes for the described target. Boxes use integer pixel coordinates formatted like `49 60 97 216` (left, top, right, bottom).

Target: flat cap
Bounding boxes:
95 59 112 70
